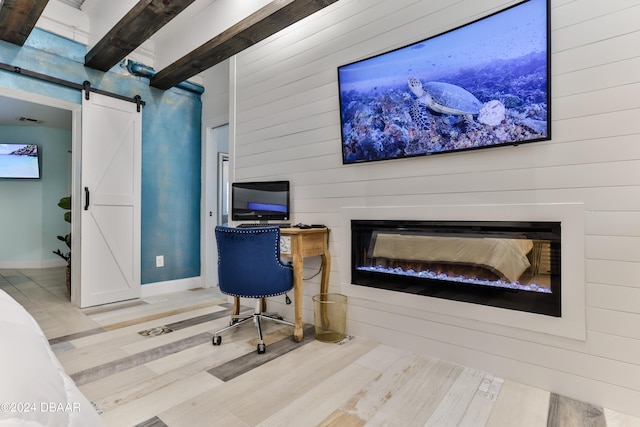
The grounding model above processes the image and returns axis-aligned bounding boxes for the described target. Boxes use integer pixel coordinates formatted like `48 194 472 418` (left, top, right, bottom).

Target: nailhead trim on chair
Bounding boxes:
216 226 293 299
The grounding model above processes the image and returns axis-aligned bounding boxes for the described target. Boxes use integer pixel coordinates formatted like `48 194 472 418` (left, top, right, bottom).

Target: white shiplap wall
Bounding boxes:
220 0 640 416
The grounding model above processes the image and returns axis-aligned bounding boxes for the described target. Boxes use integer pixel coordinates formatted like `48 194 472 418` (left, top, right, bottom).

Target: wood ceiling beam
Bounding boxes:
84 0 197 72
150 0 339 90
0 0 50 46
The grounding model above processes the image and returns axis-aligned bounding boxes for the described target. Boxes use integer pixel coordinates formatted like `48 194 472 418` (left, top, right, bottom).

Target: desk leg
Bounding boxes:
317 251 332 332
292 251 304 342
320 251 331 295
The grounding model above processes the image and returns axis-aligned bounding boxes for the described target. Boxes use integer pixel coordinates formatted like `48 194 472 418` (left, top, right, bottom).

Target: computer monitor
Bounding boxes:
231 180 290 222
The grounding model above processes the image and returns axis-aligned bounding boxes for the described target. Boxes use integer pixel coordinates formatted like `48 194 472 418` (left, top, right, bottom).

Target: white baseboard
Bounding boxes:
0 259 67 269
140 276 204 298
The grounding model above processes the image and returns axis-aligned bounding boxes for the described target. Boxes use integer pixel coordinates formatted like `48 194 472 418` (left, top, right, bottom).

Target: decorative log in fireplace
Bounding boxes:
351 220 561 317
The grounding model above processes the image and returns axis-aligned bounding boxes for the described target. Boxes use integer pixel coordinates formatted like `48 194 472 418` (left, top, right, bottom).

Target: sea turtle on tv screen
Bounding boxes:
408 76 483 129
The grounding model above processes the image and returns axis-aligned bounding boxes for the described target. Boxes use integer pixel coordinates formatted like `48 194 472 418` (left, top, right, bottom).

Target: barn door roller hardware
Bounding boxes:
81 80 144 112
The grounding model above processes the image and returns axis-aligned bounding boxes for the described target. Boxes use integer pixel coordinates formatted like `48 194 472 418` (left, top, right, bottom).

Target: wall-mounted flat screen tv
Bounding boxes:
0 143 41 179
231 180 290 222
338 0 550 164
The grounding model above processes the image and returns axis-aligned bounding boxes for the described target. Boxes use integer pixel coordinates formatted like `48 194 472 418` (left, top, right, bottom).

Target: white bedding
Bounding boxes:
0 289 105 427
371 233 533 282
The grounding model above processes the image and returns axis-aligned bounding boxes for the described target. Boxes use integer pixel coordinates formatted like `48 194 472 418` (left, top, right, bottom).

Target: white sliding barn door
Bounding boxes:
80 91 141 307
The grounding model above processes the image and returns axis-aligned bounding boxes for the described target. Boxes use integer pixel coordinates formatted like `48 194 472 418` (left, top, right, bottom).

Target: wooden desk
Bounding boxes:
280 227 331 341
233 227 330 342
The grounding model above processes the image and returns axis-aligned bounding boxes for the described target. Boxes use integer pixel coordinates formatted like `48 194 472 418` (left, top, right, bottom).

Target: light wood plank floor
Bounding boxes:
2 267 640 427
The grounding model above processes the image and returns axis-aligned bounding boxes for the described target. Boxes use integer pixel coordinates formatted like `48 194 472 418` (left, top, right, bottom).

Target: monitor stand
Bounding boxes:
236 220 269 228
236 220 292 228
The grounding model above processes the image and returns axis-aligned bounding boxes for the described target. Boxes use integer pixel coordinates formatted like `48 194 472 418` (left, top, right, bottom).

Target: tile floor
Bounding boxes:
2 267 640 427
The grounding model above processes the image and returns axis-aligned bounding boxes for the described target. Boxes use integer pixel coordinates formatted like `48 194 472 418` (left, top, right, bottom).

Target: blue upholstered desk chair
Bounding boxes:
212 225 295 354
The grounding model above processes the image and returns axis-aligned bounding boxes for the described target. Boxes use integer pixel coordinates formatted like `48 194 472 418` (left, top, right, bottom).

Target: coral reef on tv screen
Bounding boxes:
338 0 550 164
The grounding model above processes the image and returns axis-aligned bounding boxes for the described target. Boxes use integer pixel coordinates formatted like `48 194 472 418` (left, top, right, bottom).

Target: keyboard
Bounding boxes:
236 223 291 229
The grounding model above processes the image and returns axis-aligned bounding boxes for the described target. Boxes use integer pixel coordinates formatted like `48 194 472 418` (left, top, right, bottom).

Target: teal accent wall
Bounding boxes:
140 87 203 283
0 29 202 284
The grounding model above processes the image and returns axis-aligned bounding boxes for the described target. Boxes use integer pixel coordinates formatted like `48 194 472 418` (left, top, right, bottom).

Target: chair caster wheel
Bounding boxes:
257 343 266 354
212 336 221 346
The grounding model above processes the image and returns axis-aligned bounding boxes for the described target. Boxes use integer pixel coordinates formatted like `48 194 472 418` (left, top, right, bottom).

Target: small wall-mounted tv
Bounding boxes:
338 0 550 164
0 143 41 179
231 180 290 222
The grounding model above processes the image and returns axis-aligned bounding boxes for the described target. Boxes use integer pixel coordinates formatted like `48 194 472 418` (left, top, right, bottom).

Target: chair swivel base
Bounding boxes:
212 301 294 354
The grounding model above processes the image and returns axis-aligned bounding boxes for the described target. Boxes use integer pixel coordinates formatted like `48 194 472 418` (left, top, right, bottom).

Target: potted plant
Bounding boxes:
53 196 71 294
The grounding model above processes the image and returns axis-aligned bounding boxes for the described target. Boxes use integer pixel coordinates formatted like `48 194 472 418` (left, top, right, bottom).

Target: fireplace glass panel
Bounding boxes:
351 220 561 317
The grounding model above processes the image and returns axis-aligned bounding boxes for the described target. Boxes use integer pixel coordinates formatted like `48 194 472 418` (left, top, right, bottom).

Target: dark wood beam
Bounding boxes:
85 0 197 72
150 0 339 90
0 0 50 46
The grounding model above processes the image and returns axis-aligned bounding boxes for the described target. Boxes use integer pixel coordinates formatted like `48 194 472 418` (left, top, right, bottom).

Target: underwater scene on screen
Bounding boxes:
338 0 549 164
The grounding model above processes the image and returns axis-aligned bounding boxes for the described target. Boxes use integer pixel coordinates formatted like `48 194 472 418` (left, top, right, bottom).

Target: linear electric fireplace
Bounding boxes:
351 220 561 317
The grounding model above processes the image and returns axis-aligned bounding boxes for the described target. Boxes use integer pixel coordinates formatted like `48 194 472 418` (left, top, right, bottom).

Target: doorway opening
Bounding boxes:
203 124 229 288
0 87 79 302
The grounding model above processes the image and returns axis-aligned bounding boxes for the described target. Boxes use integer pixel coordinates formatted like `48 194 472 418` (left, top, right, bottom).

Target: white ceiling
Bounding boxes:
0 95 72 130
55 0 86 10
